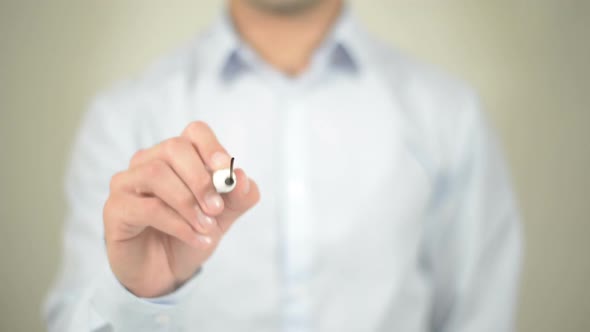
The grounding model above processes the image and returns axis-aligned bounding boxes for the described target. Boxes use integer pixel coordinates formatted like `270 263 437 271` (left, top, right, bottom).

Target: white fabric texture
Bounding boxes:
43 8 522 332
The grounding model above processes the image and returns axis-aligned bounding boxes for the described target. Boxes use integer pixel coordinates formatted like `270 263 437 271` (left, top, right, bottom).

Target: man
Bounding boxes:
44 0 522 331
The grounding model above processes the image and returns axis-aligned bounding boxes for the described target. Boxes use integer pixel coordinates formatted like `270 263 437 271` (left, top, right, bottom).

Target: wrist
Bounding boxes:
122 265 202 298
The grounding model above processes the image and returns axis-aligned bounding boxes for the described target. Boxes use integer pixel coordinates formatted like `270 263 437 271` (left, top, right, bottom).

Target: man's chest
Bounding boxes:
146 77 434 328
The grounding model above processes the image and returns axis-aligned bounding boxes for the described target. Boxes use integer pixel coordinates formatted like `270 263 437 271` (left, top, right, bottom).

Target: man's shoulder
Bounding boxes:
367 34 481 124
365 35 477 109
92 30 216 112
362 34 485 166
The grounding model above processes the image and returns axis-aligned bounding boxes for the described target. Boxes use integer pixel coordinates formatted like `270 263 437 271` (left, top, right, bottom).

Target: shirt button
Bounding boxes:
154 313 170 325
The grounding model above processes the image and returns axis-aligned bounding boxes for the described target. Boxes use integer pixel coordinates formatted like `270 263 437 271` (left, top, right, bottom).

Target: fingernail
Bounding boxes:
242 177 251 195
196 207 216 229
211 152 230 170
205 191 224 211
196 234 212 246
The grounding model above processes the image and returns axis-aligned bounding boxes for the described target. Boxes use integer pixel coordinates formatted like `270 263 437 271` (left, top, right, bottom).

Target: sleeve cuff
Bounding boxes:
89 267 200 331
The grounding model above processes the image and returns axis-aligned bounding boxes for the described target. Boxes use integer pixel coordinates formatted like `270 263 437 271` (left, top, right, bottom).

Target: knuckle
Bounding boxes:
144 160 167 178
102 197 115 225
109 171 125 192
142 198 163 216
103 196 122 238
185 120 210 137
162 137 183 157
129 149 145 166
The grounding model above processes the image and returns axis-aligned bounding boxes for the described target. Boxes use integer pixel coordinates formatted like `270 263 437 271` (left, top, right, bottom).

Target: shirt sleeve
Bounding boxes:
426 92 523 332
42 92 199 332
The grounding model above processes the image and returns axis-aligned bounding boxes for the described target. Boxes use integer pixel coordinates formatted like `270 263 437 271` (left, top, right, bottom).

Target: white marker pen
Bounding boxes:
213 157 237 194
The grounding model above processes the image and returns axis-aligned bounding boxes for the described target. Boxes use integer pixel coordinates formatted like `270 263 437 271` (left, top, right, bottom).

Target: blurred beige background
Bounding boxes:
1 1 589 331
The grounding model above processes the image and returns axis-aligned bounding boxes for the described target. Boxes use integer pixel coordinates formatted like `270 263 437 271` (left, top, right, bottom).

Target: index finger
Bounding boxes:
182 121 232 172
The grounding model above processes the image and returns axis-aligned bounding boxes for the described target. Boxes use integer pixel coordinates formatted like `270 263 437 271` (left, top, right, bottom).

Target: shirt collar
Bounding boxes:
210 5 364 82
323 6 363 73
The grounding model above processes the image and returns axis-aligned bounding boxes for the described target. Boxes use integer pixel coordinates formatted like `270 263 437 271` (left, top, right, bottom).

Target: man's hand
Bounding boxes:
103 121 260 298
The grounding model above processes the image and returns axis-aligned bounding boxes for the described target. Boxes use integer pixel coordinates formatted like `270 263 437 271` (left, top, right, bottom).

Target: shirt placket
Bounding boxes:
278 84 314 332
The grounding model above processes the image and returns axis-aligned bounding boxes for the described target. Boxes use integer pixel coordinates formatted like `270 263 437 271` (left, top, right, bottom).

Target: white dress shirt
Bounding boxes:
44 8 522 332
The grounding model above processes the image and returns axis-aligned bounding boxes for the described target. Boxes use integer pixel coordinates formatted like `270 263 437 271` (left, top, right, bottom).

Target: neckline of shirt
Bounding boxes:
204 4 367 85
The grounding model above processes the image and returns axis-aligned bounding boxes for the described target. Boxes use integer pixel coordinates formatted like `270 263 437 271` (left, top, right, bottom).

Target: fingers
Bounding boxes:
182 121 232 171
104 193 217 250
129 137 225 216
217 168 261 233
111 120 260 240
110 160 220 235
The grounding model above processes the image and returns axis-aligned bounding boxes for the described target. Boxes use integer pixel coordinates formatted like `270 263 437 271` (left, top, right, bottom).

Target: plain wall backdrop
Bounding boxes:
1 1 589 331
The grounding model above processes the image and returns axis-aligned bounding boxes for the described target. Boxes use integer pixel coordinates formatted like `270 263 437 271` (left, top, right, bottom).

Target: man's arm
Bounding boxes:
42 91 259 331
42 95 193 331
43 95 162 330
427 93 523 332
